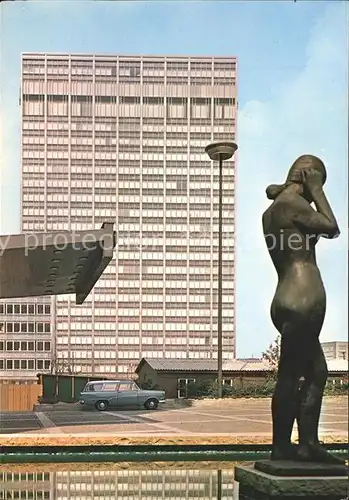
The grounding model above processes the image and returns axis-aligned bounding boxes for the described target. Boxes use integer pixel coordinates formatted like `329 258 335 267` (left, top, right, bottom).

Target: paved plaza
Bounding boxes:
0 397 347 443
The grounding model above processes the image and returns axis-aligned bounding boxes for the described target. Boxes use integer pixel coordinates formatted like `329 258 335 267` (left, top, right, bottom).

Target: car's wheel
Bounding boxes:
144 398 159 410
95 400 108 411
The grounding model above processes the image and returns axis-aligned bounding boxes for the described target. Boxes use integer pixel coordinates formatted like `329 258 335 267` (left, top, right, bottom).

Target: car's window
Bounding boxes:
102 383 118 391
84 383 103 392
118 382 134 392
92 383 103 391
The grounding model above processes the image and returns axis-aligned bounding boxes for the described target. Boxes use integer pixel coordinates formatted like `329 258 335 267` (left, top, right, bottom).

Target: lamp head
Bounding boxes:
205 141 238 161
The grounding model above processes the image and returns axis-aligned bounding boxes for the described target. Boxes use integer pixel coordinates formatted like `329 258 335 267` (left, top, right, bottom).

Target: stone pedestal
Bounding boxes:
235 460 348 499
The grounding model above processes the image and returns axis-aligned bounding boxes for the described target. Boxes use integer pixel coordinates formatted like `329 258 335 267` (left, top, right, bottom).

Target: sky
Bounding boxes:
0 0 348 357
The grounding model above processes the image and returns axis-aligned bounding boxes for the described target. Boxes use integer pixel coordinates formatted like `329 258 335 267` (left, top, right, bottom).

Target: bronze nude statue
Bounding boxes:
262 154 344 465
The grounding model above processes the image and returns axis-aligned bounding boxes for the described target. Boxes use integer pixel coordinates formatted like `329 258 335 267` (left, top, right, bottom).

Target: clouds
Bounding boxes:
236 2 348 355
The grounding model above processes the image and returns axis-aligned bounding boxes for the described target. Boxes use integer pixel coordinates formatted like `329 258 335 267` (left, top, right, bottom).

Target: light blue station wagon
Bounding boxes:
79 380 166 411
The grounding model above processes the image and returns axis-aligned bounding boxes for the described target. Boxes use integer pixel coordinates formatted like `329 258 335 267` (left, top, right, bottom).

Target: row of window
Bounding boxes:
0 303 50 315
23 62 235 75
22 119 235 134
0 359 51 370
0 491 49 500
23 67 234 80
22 95 235 118
23 58 236 69
24 75 235 88
54 336 222 347
20 156 218 168
0 472 50 482
23 65 235 76
0 322 51 334
21 141 234 154
0 340 51 351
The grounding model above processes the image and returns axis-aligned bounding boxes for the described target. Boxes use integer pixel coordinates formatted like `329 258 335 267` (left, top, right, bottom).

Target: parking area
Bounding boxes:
1 397 347 439
0 412 43 434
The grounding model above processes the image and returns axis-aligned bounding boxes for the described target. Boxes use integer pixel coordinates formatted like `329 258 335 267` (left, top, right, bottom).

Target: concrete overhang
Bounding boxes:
0 222 116 304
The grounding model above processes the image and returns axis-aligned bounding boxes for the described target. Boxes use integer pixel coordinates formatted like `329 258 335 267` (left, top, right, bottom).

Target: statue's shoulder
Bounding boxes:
263 196 289 216
273 192 306 211
263 195 301 227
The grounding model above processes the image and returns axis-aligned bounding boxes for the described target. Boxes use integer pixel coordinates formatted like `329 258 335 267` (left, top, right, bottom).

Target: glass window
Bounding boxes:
28 342 35 351
6 360 13 369
6 322 13 333
85 382 103 392
21 342 27 351
44 342 50 351
37 341 44 351
37 323 44 333
118 382 134 392
44 323 51 333
14 360 20 369
20 360 27 369
0 322 4 333
28 323 35 333
28 305 35 314
37 305 44 314
14 341 20 351
21 323 28 333
44 360 50 370
6 304 13 314
28 360 35 370
21 304 28 314
44 305 51 314
102 382 118 391
6 341 13 351
0 304 4 314
14 304 20 314
37 360 44 370
14 323 20 332
0 341 3 350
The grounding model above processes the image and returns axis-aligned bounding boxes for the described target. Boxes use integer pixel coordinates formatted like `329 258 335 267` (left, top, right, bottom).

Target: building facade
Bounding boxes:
0 297 53 382
321 341 348 361
20 53 237 375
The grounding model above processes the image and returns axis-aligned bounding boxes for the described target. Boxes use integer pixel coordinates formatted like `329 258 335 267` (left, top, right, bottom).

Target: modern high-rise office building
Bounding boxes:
20 53 237 376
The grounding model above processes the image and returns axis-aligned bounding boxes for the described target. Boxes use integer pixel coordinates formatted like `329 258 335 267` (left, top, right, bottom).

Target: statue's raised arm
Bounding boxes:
292 168 340 238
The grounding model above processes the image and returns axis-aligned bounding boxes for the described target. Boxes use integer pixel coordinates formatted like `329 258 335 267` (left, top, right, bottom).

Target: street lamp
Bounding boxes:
205 141 238 398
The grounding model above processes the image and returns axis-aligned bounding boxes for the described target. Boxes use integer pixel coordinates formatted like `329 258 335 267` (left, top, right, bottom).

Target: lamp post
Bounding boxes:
205 142 238 398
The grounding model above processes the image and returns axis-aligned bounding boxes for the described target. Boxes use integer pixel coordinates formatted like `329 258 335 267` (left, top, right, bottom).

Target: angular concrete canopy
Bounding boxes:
0 222 116 305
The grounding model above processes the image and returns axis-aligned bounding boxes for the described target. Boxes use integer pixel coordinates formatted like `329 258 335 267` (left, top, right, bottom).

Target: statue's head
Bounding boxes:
266 154 327 201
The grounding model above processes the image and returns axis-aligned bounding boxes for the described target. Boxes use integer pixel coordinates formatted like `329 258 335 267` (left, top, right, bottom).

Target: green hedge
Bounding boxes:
186 379 348 399
324 381 348 396
186 379 276 399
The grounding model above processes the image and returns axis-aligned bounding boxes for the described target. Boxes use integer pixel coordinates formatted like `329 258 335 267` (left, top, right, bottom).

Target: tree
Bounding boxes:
49 356 80 402
50 357 74 375
262 335 281 378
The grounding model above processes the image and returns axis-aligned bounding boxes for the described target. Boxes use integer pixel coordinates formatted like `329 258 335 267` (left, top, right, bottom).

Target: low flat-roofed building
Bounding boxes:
136 357 348 398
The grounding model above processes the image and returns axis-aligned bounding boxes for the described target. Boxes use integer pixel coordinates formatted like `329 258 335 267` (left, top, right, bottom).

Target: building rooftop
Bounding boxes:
137 357 348 374
137 358 219 373
137 358 272 373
